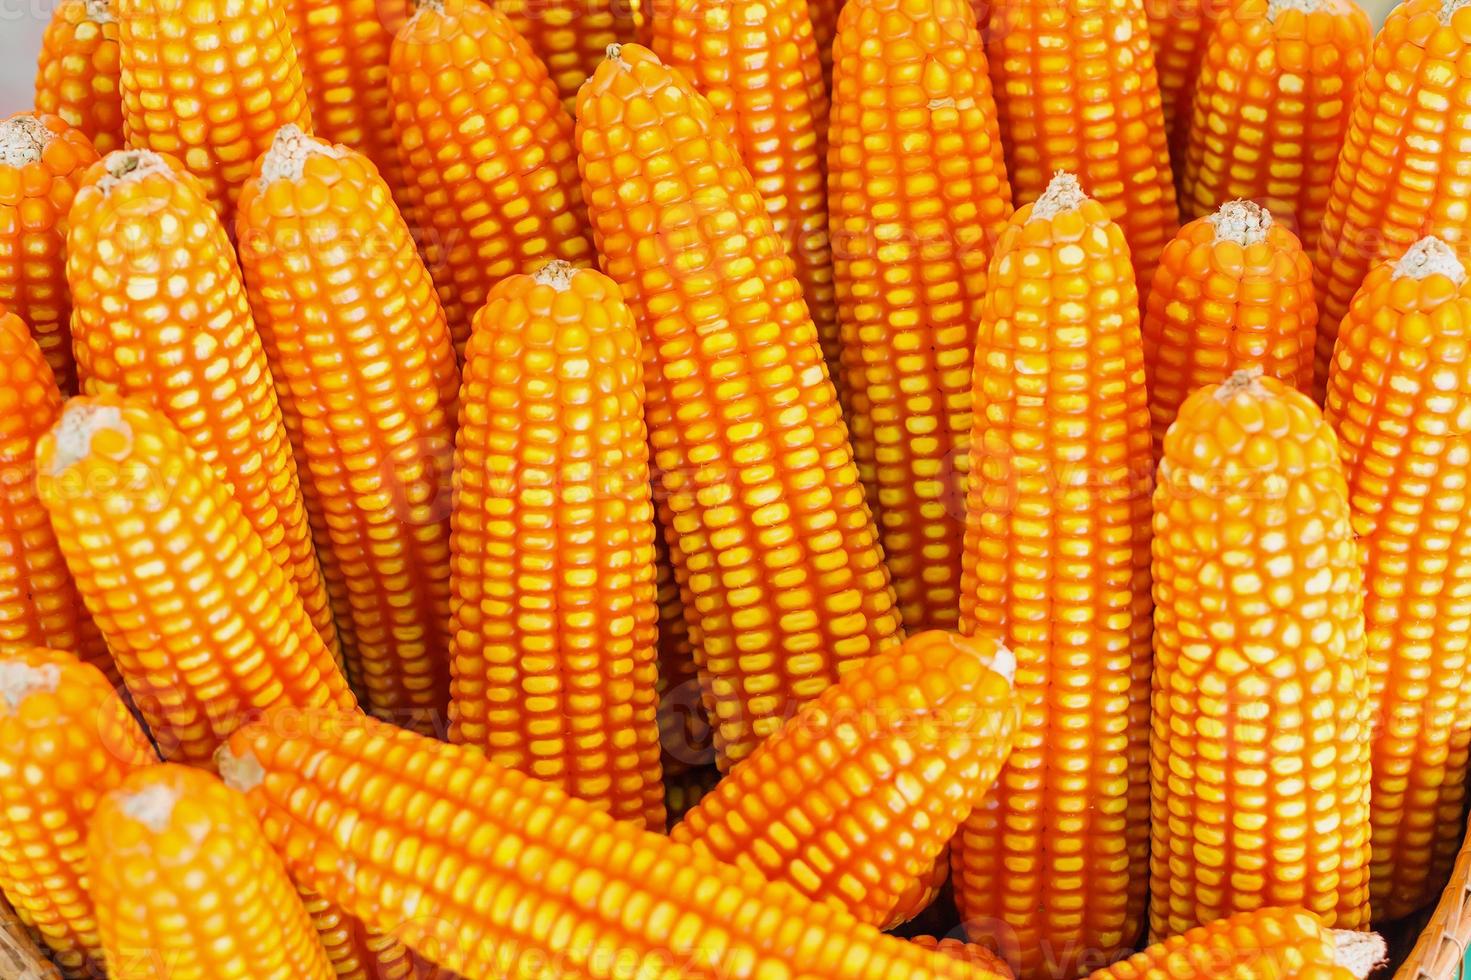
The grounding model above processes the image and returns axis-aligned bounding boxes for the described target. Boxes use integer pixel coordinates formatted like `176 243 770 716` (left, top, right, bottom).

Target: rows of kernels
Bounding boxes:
1089 908 1354 980
910 935 1016 980
828 0 1012 632
1141 0 1221 149
884 850 950 928
576 44 904 769
35 397 358 766
296 888 423 980
808 0 840 85
35 0 125 155
492 0 640 111
237 130 456 736
1150 374 1371 937
653 531 712 774
664 764 721 830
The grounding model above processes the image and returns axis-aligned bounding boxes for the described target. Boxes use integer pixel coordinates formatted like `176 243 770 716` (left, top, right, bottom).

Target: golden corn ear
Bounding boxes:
1324 237 1471 921
886 851 949 927
952 173 1154 980
220 709 1011 980
0 647 155 975
34 0 124 155
1151 370 1371 937
492 0 640 111
829 0 1012 632
653 534 712 774
809 0 839 86
0 113 95 396
389 0 594 356
1142 0 1220 148
1141 200 1317 451
67 149 340 661
577 43 903 769
673 630 1018 928
1179 0 1370 252
237 126 456 736
910 936 1015 980
90 764 335 980
35 395 358 766
1312 0 1471 397
448 263 665 828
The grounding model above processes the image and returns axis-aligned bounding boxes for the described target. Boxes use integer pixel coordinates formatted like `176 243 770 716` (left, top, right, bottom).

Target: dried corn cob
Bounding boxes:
448 262 665 827
1179 0 1371 251
1141 200 1317 451
673 630 1019 928
984 0 1179 293
90 764 335 980
1323 237 1471 921
0 113 95 396
1141 0 1224 150
653 533 713 774
887 851 949 927
389 0 594 356
1151 370 1371 938
663 764 721 830
492 0 640 112
117 0 311 218
237 126 455 736
577 44 904 769
35 396 358 766
809 0 840 86
1311 0 1471 398
651 0 840 400
219 709 1011 980
296 888 430 980
829 0 1012 632
910 936 1015 980
34 0 124 155
0 647 155 975
952 172 1154 979
0 309 115 686
67 149 340 661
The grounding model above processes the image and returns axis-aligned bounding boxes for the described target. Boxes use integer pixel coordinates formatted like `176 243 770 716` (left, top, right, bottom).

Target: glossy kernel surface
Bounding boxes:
35 0 125 155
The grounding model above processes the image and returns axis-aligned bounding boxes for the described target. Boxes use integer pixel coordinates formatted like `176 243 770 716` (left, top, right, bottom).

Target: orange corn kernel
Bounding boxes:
35 396 358 766
953 173 1154 980
34 0 124 155
237 126 456 737
1151 370 1371 938
449 263 665 828
1324 237 1471 921
577 44 903 769
0 647 155 975
910 936 1015 980
885 851 949 928
1141 0 1226 152
492 0 641 112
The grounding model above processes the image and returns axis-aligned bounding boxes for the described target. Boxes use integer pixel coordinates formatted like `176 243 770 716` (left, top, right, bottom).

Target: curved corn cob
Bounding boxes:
577 44 903 769
67 149 340 661
663 764 721 830
89 764 335 980
673 630 1018 927
0 309 115 685
1179 0 1370 252
1323 237 1471 921
1150 370 1371 938
1141 200 1317 451
984 0 1179 293
910 936 1015 980
952 173 1154 979
237 126 455 736
1311 0 1471 397
220 710 1010 980
651 0 840 400
1141 0 1223 150
653 533 713 774
0 647 155 975
828 0 1012 632
35 396 358 766
492 0 640 112
34 0 124 155
448 263 665 827
389 0 594 356
0 113 95 396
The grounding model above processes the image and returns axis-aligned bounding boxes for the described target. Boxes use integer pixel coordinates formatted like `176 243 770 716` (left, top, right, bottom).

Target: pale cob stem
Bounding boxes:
33 0 124 155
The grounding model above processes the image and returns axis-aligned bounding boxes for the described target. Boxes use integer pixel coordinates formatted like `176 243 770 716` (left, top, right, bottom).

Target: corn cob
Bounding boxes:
219 709 1011 980
0 113 95 397
910 936 1015 980
1178 0 1370 254
67 149 340 661
664 764 721 830
828 0 1012 632
35 395 358 766
1150 370 1371 938
117 0 311 218
887 850 949 927
1141 200 1317 452
34 0 124 155
448 262 665 827
89 764 335 980
651 0 841 402
0 309 116 686
672 629 1018 927
389 0 594 357
1323 236 1471 921
1141 0 1223 152
653 533 713 774
491 0 640 112
236 126 455 736
984 0 1179 293
1311 0 1471 398
577 44 904 768
0 647 156 975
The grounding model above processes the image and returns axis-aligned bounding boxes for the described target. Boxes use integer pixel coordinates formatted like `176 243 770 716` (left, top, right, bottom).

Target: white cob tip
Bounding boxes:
1443 0 1469 22
1213 365 1267 401
0 116 50 168
81 0 116 22
986 643 1017 685
0 662 61 712
118 783 178 834
95 149 169 195
533 260 577 292
1393 235 1466 284
1266 0 1323 19
48 401 129 476
1030 172 1086 221
1331 931 1386 980
259 124 340 186
1208 200 1273 245
216 745 265 793
606 42 624 61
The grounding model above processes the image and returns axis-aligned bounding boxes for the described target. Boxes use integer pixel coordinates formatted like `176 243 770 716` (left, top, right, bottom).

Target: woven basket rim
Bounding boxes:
1395 811 1471 980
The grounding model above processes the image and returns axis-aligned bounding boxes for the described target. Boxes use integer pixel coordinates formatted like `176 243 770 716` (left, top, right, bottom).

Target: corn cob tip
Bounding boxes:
1333 931 1386 979
0 661 61 711
116 782 178 833
94 149 168 194
0 115 49 167
1212 365 1268 400
1266 0 1323 18
1031 172 1086 221
981 641 1017 684
1208 200 1273 245
532 259 576 291
47 400 127 474
215 744 265 793
1393 236 1465 283
1443 0 1469 20
259 125 340 185
81 0 114 21
606 43 624 62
